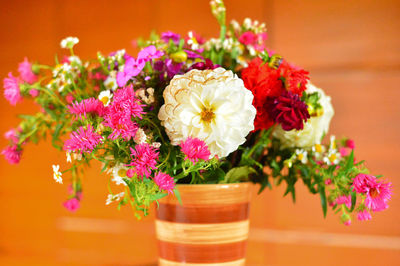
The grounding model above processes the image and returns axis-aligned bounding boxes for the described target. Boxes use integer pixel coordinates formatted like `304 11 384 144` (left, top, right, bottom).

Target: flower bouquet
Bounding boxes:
2 0 392 264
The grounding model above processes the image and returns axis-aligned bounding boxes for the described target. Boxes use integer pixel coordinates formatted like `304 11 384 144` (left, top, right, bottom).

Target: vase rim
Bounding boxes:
175 182 252 188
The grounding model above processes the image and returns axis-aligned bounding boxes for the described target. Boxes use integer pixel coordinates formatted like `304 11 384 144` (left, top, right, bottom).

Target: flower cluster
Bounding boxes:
1 1 391 224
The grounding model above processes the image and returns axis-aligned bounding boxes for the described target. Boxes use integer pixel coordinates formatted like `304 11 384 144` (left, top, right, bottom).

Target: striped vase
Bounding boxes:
155 182 252 265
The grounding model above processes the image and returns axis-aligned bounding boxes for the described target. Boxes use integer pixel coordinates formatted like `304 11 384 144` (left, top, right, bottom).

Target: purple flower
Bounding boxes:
165 59 183 78
2 145 22 164
161 31 181 45
116 57 145 87
18 57 37 84
184 50 204 59
138 45 164 62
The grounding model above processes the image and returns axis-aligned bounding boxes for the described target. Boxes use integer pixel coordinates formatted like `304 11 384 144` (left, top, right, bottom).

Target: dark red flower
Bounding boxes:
189 59 219 71
241 57 285 131
266 91 310 131
279 60 310 95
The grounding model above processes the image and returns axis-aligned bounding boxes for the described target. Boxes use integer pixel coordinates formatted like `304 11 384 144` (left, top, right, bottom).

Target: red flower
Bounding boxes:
279 60 310 95
266 91 310 131
241 57 285 131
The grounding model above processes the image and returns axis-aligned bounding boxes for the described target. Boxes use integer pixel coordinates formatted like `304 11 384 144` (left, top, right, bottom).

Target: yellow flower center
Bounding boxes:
200 107 215 123
329 154 337 163
314 144 322 153
118 169 127 177
100 96 109 105
298 154 304 161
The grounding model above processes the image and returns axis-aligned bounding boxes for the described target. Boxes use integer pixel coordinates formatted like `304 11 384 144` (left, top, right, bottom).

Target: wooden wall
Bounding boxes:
0 0 399 265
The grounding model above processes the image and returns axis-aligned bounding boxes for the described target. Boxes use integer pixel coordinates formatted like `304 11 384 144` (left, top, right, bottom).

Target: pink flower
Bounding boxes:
63 198 80 212
29 89 39 97
357 209 372 221
116 57 145 87
63 125 103 153
3 72 22 105
18 57 37 84
161 31 181 45
325 179 332 185
344 219 351 226
339 147 349 157
138 45 164 62
346 139 355 149
239 31 257 45
2 145 22 164
353 174 392 212
335 195 352 209
4 129 19 143
103 86 144 140
66 94 74 104
154 172 175 193
127 143 159 178
68 98 106 118
179 137 211 164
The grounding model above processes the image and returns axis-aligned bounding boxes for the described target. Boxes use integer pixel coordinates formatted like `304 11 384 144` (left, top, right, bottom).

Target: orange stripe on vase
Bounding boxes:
156 202 249 223
159 258 246 266
157 240 248 263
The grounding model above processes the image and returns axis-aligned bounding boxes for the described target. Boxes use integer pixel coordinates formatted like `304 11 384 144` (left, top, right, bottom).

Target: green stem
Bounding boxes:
37 87 66 107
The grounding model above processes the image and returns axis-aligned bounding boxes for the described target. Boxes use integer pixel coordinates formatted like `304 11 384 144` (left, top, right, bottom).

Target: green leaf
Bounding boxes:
149 193 168 201
350 192 357 212
174 188 182 205
319 186 327 218
223 166 256 183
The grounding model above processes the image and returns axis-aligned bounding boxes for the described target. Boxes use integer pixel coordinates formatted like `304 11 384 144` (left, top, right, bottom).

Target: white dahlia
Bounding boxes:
158 68 256 158
272 83 334 149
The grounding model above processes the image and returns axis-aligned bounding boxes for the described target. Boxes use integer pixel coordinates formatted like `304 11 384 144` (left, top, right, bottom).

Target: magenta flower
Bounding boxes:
18 57 37 84
63 198 80 212
63 125 103 153
66 94 74 104
29 89 39 97
346 139 355 149
127 143 159 178
189 59 219 71
116 57 146 87
339 147 349 157
335 195 352 209
344 219 351 226
357 209 372 221
4 129 19 143
138 45 164 62
239 31 257 45
103 86 144 140
3 72 22 105
179 137 211 164
161 31 181 45
2 145 22 164
154 172 175 194
68 98 106 118
353 174 392 212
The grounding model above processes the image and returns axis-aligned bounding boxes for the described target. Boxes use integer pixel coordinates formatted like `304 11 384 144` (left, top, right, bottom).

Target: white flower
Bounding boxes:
187 31 199 50
312 143 325 159
104 72 118 91
106 192 125 205
52 164 63 184
111 164 128 186
68 56 82 65
98 90 112 106
152 142 161 149
323 149 341 165
134 128 147 144
295 149 308 164
60 37 79 49
272 82 334 149
158 68 256 158
66 152 72 163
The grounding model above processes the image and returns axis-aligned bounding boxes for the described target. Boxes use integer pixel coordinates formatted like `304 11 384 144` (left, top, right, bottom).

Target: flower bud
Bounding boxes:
170 51 187 63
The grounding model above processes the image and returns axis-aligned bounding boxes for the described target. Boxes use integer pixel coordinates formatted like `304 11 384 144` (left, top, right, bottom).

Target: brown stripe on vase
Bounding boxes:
155 182 252 265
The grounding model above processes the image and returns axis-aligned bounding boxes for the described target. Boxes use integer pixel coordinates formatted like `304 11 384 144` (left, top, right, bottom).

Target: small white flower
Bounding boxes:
295 149 308 164
152 142 161 149
112 164 128 186
323 149 341 165
106 192 125 205
187 31 199 50
60 37 79 49
68 55 82 65
104 72 118 91
134 128 147 144
52 164 63 184
66 152 72 163
329 135 337 151
312 143 325 159
98 90 113 106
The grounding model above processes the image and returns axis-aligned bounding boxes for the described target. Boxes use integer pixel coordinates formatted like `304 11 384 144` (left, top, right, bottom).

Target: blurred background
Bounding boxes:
1 0 399 265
